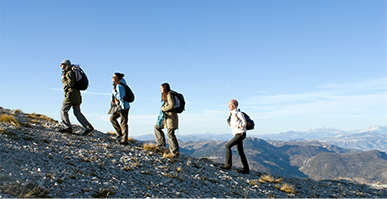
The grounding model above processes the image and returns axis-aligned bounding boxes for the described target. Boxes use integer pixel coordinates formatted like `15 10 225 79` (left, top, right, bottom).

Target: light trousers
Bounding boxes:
60 104 92 129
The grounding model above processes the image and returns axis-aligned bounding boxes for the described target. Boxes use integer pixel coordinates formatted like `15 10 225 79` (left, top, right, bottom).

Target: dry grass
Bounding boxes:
280 183 296 194
0 114 21 126
249 180 260 186
259 175 274 183
26 112 57 123
258 175 282 183
107 131 116 135
143 143 159 152
1 183 49 198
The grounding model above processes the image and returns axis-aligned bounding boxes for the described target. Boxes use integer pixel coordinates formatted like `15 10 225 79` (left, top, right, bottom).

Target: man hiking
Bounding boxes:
59 59 94 135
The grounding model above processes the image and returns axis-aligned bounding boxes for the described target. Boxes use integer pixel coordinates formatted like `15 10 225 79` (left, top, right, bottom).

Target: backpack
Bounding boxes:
72 65 88 91
228 109 255 130
119 83 135 103
241 111 255 130
172 91 185 113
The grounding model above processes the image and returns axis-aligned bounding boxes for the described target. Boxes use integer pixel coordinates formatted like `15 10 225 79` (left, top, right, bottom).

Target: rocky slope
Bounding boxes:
0 107 386 198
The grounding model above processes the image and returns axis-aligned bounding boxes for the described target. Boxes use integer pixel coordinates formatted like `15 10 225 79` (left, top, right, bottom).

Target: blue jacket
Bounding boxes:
113 78 131 110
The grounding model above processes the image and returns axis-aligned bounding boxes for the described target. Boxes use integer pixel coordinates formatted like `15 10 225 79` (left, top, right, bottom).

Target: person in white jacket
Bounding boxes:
220 99 250 174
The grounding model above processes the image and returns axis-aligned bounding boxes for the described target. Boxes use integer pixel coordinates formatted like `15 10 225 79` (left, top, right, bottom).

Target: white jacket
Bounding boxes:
229 109 246 135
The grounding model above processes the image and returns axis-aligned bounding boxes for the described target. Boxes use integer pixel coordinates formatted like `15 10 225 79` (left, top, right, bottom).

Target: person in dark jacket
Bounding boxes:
110 72 131 145
220 99 250 174
154 83 179 158
59 59 94 135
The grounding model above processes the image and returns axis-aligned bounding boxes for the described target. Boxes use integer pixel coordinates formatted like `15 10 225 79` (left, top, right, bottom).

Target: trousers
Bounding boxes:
110 108 129 142
154 124 179 155
60 104 92 129
225 133 249 171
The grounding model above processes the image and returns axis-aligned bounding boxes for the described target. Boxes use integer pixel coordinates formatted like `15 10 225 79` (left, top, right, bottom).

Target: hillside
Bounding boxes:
0 107 386 198
300 150 387 184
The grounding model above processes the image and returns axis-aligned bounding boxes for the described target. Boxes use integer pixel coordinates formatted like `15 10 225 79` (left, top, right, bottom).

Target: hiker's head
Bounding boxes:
229 99 238 111
161 83 171 101
113 73 124 84
61 59 71 69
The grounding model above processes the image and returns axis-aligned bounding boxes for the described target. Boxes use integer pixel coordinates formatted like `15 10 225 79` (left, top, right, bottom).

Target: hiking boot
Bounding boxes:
82 128 94 136
119 140 129 145
220 165 231 170
237 169 250 174
59 128 73 133
115 134 123 140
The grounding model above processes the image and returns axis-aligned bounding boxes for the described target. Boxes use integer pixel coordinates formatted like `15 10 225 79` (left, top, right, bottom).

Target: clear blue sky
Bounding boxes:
1 0 386 136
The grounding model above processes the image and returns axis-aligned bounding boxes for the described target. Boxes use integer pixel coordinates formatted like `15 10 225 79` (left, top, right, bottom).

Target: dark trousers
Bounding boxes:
225 133 249 171
110 108 129 142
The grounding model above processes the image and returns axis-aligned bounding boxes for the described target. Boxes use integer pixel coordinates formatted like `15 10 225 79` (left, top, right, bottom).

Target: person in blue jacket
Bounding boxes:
110 72 131 145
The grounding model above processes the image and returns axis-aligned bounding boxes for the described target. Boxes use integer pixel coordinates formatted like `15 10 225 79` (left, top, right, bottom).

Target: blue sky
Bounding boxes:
1 0 386 136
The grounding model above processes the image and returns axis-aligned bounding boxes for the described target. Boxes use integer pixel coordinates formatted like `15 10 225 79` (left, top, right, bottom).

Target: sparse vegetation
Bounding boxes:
0 183 49 198
144 143 159 152
280 183 296 194
26 112 57 123
0 114 21 126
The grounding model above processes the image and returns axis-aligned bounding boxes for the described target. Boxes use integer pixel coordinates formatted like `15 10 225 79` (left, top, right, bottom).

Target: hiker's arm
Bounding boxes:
113 84 125 102
161 92 174 112
236 112 246 128
63 71 75 88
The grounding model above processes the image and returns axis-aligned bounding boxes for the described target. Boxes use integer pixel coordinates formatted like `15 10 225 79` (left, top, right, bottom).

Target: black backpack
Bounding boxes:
227 110 255 130
72 65 88 91
120 83 135 103
242 111 255 130
172 91 185 113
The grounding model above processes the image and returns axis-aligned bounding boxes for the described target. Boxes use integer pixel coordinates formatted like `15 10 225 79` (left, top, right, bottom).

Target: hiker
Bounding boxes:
220 99 250 174
154 83 180 158
59 59 94 135
109 73 131 145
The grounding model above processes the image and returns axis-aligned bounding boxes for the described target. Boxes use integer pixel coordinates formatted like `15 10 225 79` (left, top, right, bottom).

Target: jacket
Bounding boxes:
112 78 131 110
229 109 246 135
161 91 179 129
62 65 82 105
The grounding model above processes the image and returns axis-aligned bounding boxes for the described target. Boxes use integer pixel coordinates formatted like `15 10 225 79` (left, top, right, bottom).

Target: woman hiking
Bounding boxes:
109 73 131 145
154 83 180 158
220 99 250 174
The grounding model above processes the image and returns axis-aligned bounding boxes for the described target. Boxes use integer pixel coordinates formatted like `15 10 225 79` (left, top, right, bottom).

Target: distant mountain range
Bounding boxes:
135 125 387 152
258 125 387 152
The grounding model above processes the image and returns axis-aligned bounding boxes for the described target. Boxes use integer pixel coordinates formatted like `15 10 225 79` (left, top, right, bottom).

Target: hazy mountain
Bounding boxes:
256 127 351 141
320 125 387 152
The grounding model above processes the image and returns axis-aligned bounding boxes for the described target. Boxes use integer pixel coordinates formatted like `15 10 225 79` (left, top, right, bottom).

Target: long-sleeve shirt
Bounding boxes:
229 109 246 135
112 78 131 110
